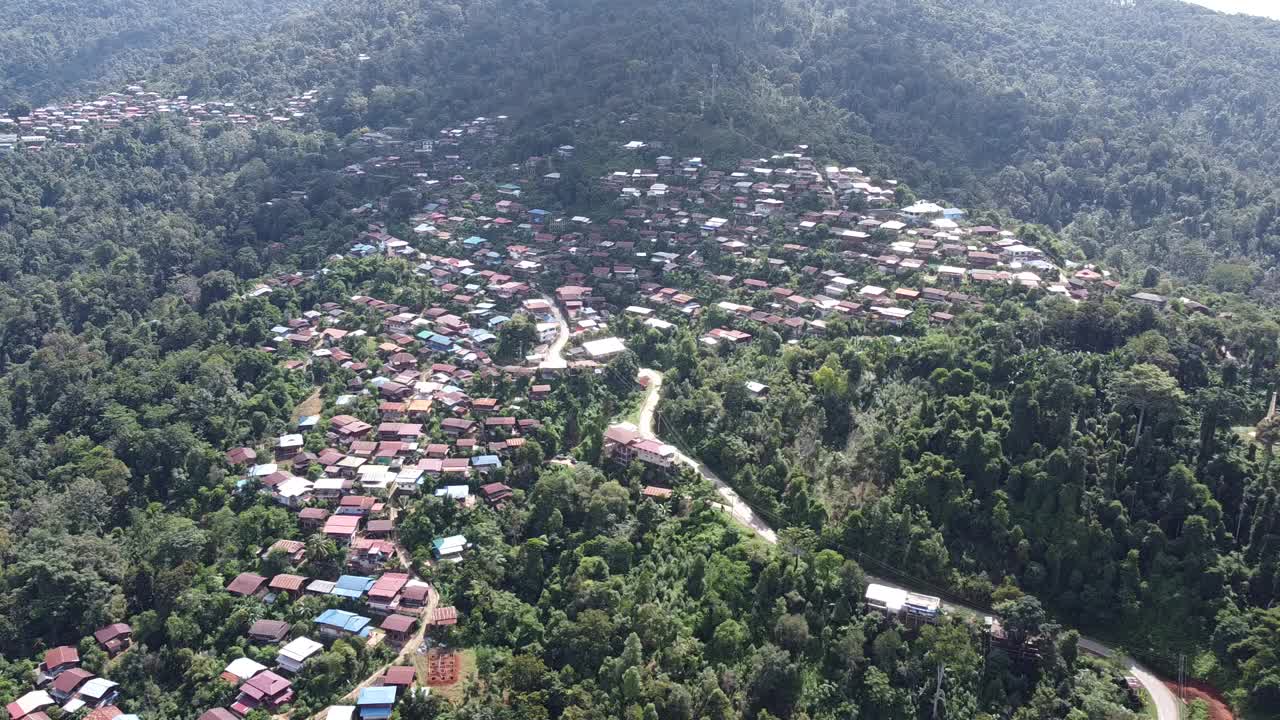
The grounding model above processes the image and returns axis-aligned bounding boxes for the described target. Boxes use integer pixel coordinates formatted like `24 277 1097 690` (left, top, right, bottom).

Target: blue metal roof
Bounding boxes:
358 686 397 706
315 609 371 633
331 575 374 598
472 455 501 467
463 235 488 245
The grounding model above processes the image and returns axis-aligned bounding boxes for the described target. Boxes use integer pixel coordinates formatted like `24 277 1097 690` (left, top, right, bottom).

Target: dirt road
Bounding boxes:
636 368 776 543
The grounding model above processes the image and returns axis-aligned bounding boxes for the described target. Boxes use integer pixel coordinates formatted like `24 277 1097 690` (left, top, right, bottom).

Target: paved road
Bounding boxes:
538 296 570 369
633 367 1178 720
1079 638 1182 720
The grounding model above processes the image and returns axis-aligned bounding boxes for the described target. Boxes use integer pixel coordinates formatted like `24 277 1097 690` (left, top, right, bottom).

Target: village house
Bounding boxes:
269 573 308 600
314 609 373 641
6 691 55 720
398 584 432 614
221 658 268 685
276 637 324 673
603 425 676 469
356 686 397 720
37 646 80 686
227 573 269 599
232 670 295 715
93 623 132 657
432 534 468 562
248 619 291 644
379 614 418 645
48 668 94 705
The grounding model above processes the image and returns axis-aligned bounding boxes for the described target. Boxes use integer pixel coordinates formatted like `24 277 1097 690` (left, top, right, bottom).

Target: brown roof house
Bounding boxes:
248 619 291 644
379 613 418 645
93 623 132 657
269 573 308 599
227 572 269 599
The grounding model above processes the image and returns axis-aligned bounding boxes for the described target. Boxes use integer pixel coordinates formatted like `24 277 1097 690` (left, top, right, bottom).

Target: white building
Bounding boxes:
277 637 324 673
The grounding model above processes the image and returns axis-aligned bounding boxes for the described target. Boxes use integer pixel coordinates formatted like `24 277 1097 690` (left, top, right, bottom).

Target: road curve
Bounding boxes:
632 367 1179 720
1079 639 1182 720
540 295 570 367
635 368 777 543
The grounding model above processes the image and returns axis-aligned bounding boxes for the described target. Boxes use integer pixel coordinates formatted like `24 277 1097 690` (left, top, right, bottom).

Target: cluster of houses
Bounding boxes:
5 626 135 720
201 533 462 719
0 84 316 152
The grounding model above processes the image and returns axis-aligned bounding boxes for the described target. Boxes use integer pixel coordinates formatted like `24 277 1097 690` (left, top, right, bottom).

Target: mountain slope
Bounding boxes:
146 0 1280 291
0 0 323 107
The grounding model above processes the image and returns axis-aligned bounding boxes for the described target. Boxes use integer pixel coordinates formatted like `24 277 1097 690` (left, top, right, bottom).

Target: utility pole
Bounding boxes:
1237 482 1255 543
1177 653 1186 720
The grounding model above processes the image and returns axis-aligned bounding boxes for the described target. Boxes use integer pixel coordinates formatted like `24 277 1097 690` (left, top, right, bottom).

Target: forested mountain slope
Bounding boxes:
4 1 1280 718
0 0 322 107
153 0 1280 290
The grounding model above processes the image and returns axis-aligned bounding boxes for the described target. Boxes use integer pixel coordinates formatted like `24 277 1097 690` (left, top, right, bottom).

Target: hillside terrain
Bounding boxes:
1 1 1280 720
0 0 321 107
148 0 1280 291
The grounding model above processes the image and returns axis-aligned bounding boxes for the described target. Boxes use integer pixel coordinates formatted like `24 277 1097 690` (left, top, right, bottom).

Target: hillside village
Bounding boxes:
0 83 317 151
0 109 1223 720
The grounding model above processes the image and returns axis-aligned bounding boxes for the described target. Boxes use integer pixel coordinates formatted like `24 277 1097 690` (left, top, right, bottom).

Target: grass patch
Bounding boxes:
1232 425 1259 446
293 387 323 423
612 387 648 427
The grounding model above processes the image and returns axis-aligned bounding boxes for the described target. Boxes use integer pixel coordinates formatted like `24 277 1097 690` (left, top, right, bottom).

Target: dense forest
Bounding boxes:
3 0 1280 719
0 0 324 108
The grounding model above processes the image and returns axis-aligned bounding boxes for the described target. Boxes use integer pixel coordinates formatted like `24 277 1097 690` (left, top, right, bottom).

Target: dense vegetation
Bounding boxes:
0 0 322 108
646 279 1280 713
5 0 1280 718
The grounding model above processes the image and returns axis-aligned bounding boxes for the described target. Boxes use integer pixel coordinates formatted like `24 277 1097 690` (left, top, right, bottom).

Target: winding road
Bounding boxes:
537 295 570 370
636 368 777 543
632 367 1180 720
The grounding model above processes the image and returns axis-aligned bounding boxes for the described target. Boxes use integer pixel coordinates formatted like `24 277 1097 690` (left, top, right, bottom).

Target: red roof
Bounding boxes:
429 606 459 626
227 572 267 596
84 707 122 720
324 515 361 535
42 646 79 669
93 623 131 645
51 667 94 695
401 585 431 602
381 666 416 686
369 572 410 600
269 574 307 592
240 669 292 699
299 507 330 521
380 614 417 633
